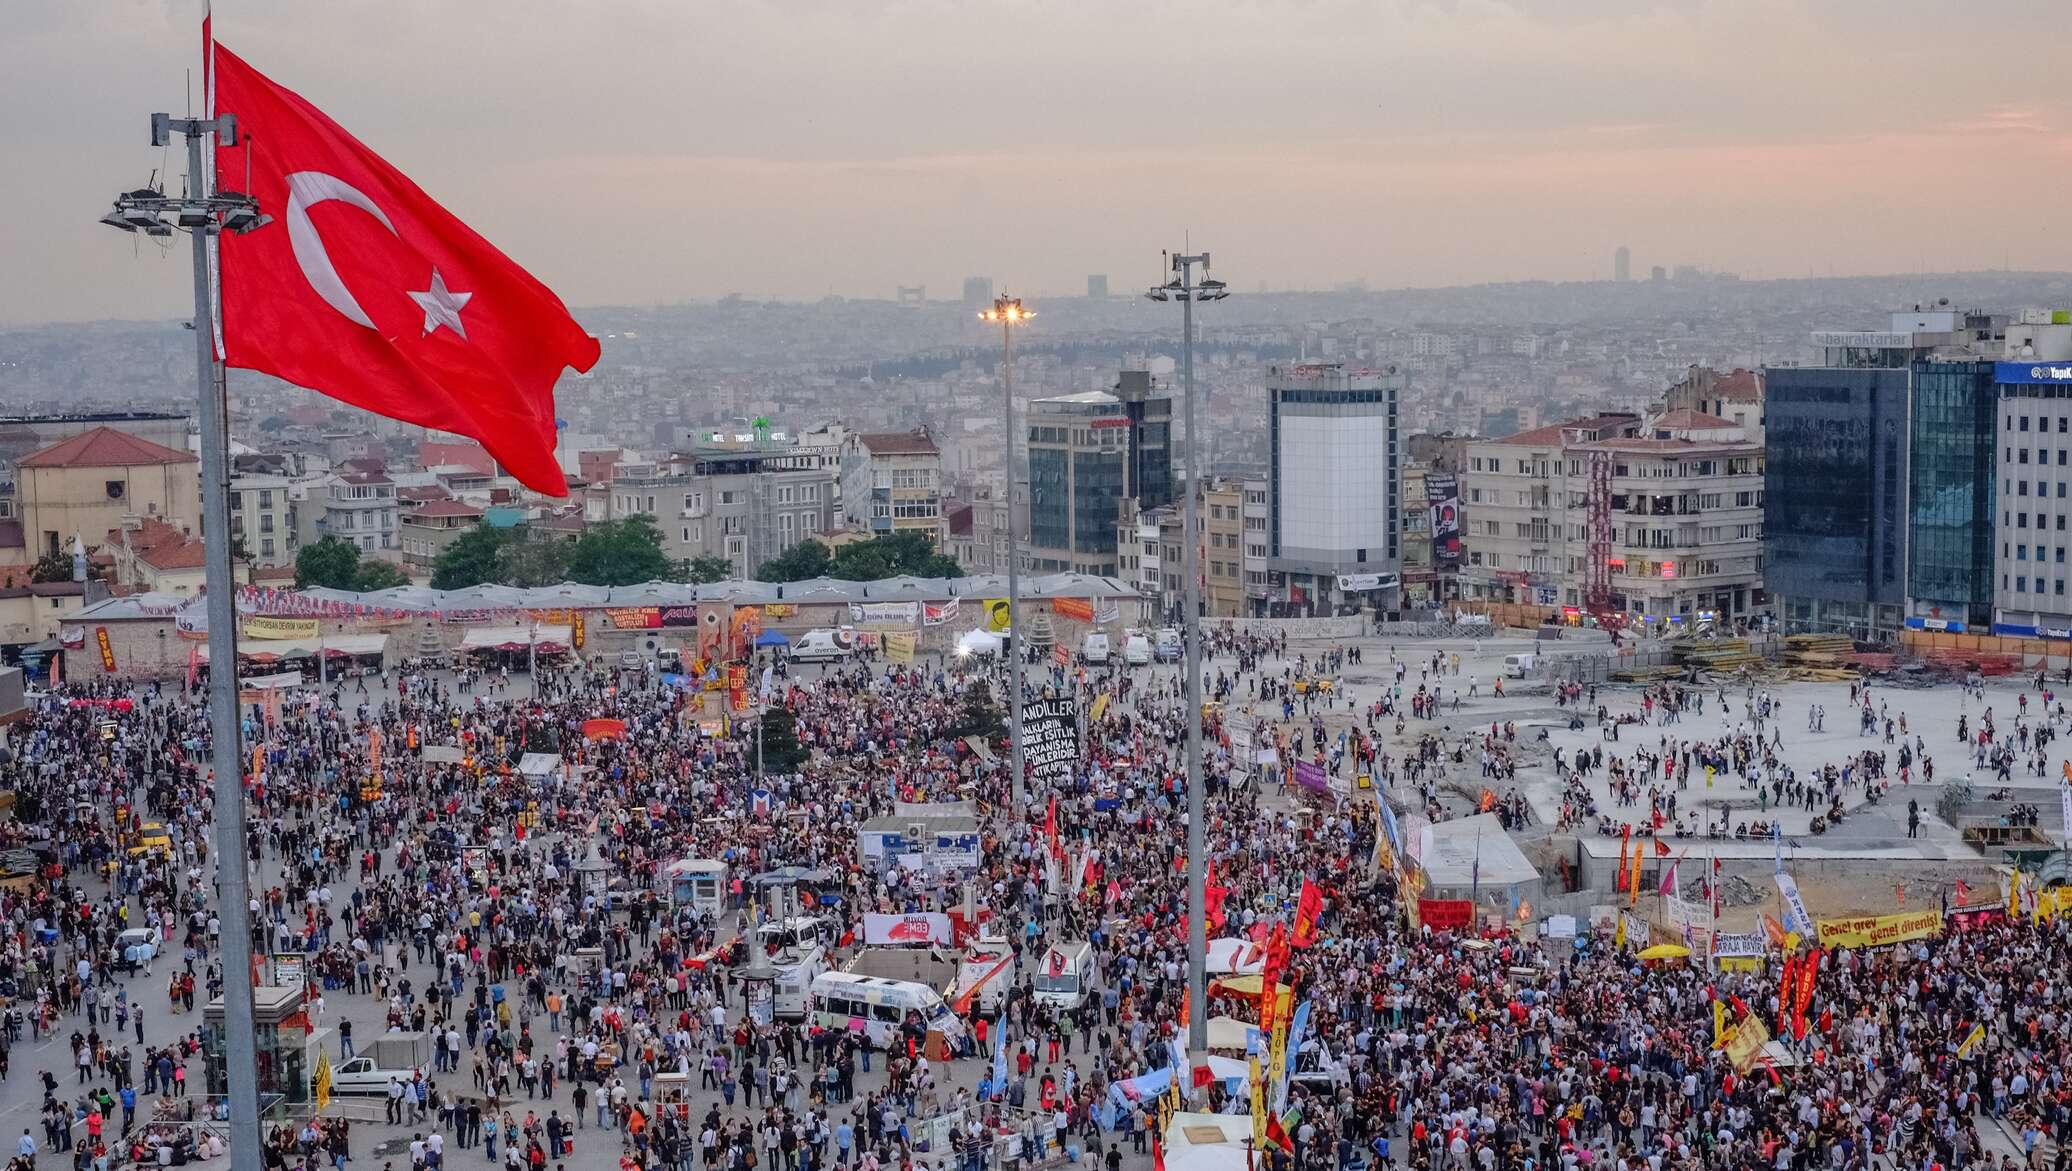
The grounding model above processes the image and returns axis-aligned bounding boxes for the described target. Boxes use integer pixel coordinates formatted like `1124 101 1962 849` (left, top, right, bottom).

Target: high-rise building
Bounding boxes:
1025 392 1130 575
1986 312 2072 636
1086 274 1109 300
1649 266 1667 283
1111 369 1173 509
962 276 994 309
1614 246 1631 283
1764 309 2016 639
1265 363 1402 615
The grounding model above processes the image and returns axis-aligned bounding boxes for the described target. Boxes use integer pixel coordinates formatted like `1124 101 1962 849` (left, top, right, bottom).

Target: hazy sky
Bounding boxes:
8 0 2071 325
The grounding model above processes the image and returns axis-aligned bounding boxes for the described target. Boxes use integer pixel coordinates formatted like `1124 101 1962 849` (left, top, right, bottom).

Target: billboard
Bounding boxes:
1426 472 1462 567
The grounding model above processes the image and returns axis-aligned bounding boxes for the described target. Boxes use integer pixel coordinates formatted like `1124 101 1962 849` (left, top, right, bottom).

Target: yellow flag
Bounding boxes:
1613 915 1627 951
1712 1000 1727 1046
1957 1023 1986 1060
313 1049 333 1110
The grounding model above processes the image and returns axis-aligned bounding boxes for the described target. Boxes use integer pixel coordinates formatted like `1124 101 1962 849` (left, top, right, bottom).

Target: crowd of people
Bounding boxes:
0 628 2067 1171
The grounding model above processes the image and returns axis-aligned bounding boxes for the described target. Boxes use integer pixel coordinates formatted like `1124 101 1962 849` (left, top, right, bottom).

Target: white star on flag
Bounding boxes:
409 268 472 339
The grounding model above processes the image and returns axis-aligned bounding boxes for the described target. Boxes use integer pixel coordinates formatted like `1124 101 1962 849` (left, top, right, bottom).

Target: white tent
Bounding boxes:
1163 1112 1254 1171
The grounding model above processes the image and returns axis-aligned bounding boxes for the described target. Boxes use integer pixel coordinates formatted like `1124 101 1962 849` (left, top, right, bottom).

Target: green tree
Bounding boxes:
496 535 573 587
565 515 673 586
757 539 833 582
826 531 964 581
681 554 734 584
294 536 363 589
352 559 411 591
949 680 1005 740
430 523 511 590
755 705 809 773
30 551 99 584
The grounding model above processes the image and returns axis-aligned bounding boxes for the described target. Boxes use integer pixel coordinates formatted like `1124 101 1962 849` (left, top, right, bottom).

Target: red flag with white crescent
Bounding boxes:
209 26 597 495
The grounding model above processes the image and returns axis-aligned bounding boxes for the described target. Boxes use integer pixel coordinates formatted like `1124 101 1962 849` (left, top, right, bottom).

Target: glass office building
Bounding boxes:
1763 366 1911 639
1907 361 1998 627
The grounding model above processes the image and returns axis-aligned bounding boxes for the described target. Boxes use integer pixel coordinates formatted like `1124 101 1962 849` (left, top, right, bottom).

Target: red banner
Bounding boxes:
1418 899 1473 931
1053 597 1095 623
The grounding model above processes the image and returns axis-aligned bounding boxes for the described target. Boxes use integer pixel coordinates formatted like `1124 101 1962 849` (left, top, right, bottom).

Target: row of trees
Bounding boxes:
429 516 732 590
756 531 963 583
301 517 970 593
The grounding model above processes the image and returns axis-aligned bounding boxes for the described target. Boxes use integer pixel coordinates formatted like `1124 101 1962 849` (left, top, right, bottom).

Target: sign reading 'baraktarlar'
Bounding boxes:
1019 696 1081 788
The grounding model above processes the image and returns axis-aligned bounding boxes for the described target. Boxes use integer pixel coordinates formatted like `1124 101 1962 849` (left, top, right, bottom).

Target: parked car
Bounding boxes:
116 928 158 971
328 1056 426 1095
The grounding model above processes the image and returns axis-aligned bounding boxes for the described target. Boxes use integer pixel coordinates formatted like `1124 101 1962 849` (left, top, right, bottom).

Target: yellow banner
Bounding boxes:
1090 693 1110 721
243 615 320 640
1249 1054 1266 1146
1816 908 1942 949
884 631 916 664
1957 1023 1986 1059
1722 1013 1770 1073
983 599 1011 633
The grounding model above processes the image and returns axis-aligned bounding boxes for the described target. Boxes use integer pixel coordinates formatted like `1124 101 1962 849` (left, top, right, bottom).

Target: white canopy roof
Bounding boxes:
198 633 386 661
1418 813 1540 890
459 625 571 650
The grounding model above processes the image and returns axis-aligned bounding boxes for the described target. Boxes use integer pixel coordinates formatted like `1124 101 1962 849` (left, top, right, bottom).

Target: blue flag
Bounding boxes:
991 1008 1009 1093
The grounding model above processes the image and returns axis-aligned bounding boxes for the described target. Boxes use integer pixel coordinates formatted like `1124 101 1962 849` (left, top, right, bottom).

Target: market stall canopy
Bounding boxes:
459 625 571 651
196 634 386 662
754 630 790 648
1637 943 1691 961
1202 1015 1257 1051
516 753 563 778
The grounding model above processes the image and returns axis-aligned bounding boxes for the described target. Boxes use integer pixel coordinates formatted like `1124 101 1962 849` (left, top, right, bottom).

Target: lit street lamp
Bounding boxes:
978 295 1033 812
1146 253 1226 1055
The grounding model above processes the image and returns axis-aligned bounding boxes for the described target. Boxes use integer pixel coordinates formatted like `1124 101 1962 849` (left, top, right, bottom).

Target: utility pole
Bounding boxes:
979 295 1033 811
100 112 271 1171
1147 253 1226 1054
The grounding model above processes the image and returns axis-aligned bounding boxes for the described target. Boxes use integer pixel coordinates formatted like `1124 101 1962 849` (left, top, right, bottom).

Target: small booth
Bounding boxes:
203 983 310 1108
665 857 730 919
459 625 570 669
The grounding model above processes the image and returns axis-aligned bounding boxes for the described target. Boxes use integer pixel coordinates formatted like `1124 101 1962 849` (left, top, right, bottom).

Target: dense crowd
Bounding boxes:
0 632 2066 1171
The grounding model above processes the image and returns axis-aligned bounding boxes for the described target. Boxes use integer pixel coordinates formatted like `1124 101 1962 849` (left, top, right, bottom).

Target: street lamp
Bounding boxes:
99 111 270 1171
978 295 1033 812
1146 252 1227 1056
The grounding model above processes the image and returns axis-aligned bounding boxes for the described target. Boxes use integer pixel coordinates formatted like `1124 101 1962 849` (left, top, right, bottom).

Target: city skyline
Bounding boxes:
6 0 2071 325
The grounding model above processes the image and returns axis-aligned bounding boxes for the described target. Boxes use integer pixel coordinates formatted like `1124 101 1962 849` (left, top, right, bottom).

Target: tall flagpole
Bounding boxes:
188 119 263 1171
100 89 268 1171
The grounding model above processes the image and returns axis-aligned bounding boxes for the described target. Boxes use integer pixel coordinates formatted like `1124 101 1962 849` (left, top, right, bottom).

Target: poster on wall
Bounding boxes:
849 601 919 626
1427 472 1462 566
1019 696 1081 788
922 598 959 626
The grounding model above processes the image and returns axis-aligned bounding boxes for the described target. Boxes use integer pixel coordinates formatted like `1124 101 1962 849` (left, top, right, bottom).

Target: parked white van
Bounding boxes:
1123 633 1153 666
1081 633 1111 665
772 946 828 1020
810 971 966 1049
1030 940 1097 1011
790 629 853 663
1503 652 1536 678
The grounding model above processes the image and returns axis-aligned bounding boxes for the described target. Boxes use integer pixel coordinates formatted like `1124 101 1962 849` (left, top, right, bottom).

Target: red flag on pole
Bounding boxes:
1291 878 1324 949
211 33 598 495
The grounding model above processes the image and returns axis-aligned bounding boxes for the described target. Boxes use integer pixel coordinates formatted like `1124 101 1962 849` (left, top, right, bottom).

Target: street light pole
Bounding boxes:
1148 253 1227 1056
100 113 270 1171
979 295 1033 812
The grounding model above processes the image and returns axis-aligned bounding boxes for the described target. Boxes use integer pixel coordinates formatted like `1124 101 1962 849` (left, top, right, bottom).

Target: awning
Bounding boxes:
460 624 571 651
516 752 563 778
197 634 387 662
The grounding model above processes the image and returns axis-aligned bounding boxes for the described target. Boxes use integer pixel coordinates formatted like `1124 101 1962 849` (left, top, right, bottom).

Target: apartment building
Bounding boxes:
1461 409 1766 625
1202 480 1244 618
610 444 838 578
840 429 944 545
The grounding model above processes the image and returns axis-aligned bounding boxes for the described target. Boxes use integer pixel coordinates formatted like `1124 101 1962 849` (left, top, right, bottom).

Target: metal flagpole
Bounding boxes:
1148 252 1227 1055
97 111 270 1171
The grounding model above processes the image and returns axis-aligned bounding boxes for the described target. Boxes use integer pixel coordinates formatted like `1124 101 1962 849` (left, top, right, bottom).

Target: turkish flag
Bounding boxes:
211 31 597 495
